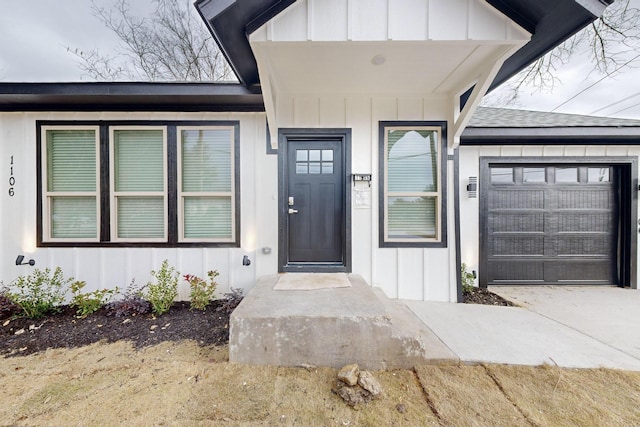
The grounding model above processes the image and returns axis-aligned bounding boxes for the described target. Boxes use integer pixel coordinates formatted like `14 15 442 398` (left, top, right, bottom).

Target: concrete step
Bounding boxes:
229 274 458 369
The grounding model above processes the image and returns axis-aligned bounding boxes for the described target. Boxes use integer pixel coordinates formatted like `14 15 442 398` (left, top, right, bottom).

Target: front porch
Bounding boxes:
229 274 457 369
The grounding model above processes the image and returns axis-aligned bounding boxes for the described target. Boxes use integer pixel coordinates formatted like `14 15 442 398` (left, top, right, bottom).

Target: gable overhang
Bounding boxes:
196 0 611 148
195 0 611 93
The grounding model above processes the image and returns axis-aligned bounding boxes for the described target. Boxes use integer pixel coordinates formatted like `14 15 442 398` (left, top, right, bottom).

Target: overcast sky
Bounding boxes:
2 0 640 120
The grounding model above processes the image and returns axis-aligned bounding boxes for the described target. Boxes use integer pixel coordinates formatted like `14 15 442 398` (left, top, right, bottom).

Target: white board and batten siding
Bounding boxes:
252 0 527 43
0 111 276 300
276 94 457 301
457 145 640 282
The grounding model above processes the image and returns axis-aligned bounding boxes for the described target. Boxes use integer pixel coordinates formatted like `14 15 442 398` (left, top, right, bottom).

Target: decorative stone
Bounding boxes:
337 364 359 386
336 386 368 407
358 370 383 398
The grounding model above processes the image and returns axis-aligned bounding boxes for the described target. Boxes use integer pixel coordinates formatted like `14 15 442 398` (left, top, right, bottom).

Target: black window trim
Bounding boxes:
36 119 241 248
378 120 448 248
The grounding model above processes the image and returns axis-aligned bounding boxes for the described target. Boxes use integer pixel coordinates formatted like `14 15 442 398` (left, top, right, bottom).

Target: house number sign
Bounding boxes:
8 155 15 196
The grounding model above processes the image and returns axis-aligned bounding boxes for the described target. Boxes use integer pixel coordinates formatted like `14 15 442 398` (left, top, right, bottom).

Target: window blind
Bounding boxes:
46 129 98 239
180 128 234 240
113 129 165 239
385 127 439 241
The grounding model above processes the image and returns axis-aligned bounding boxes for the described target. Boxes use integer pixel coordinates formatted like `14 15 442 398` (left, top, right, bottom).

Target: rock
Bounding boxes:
396 403 407 414
14 328 25 335
337 364 359 386
358 370 383 398
336 386 369 407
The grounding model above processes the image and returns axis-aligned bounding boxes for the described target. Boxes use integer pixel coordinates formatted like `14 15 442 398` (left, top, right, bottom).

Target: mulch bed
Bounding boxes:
0 301 232 357
1 288 514 358
462 287 516 306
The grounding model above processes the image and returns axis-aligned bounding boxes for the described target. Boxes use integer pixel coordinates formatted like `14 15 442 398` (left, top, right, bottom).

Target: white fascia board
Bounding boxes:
451 42 526 148
251 44 279 146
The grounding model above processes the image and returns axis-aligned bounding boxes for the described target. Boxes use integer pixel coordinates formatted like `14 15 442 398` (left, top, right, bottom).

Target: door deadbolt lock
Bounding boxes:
288 196 295 206
288 208 298 214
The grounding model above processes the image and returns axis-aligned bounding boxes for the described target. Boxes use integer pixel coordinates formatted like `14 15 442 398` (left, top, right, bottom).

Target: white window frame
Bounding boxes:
109 126 168 242
41 125 100 243
177 125 236 243
382 125 442 245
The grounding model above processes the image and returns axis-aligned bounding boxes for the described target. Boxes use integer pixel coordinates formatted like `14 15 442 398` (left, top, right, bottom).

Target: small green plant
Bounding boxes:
145 260 179 315
105 280 151 317
70 281 119 318
461 263 476 293
184 270 219 310
9 267 72 318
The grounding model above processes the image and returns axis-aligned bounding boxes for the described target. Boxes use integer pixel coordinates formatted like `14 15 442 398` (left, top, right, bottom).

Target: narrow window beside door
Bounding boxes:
379 121 447 248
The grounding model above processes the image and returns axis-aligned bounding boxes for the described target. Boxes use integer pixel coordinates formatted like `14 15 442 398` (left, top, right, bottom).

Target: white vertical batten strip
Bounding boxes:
386 0 391 40
347 0 353 41
307 0 313 41
467 0 473 40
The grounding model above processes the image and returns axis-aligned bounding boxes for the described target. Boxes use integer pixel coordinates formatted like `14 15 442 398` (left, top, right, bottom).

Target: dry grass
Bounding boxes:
2 341 640 426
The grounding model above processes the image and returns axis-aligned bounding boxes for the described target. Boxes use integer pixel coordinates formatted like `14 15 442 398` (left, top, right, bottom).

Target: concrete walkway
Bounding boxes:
403 286 640 371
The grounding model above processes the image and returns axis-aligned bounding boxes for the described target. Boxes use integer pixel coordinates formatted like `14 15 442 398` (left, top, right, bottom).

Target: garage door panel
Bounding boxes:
556 234 613 256
549 260 614 284
558 189 613 209
489 190 545 209
492 235 545 256
488 261 544 283
558 212 612 232
489 212 545 233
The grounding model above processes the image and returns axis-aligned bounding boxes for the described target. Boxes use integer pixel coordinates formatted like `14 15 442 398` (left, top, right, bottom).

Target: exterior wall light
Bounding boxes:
16 255 35 266
467 177 477 198
242 255 251 266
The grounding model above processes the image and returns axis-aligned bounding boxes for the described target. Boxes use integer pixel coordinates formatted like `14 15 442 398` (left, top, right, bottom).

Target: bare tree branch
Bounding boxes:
70 0 234 82
484 0 640 107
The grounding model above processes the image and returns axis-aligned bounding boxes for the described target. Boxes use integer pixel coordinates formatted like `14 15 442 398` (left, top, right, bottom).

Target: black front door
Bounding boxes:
284 139 344 267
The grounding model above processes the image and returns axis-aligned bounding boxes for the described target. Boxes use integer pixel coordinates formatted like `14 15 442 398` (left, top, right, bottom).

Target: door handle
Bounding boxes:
288 208 298 214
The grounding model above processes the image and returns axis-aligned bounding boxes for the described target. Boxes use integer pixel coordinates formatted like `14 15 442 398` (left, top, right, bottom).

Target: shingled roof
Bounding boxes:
469 106 640 128
462 107 640 144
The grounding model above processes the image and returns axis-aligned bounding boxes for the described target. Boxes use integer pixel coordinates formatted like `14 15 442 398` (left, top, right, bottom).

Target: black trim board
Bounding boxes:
378 121 448 248
0 82 264 112
454 148 463 302
36 119 241 248
277 128 352 273
478 156 637 289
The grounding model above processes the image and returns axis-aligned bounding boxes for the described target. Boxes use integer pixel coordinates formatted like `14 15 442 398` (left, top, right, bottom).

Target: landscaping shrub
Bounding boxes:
8 267 72 318
461 263 476 293
105 280 151 317
217 287 244 314
0 287 21 320
184 270 218 311
145 260 179 315
70 281 119 318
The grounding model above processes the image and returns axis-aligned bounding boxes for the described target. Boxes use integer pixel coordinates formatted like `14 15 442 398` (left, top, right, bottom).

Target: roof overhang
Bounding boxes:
461 126 640 145
0 82 264 112
195 0 612 92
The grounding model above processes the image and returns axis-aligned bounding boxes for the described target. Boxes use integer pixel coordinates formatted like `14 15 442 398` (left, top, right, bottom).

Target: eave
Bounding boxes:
0 82 264 112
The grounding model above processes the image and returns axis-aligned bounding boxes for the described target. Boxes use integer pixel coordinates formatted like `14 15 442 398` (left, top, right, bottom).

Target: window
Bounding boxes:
111 127 167 241
379 122 447 247
38 121 239 247
42 127 100 241
178 127 235 242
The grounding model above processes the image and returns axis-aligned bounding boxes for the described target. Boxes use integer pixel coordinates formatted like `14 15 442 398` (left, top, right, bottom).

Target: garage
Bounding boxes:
480 160 631 286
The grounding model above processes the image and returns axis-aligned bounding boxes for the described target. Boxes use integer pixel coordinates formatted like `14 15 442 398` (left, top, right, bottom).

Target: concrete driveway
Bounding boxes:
402 286 640 371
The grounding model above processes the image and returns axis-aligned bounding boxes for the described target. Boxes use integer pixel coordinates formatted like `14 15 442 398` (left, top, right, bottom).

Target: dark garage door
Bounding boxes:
482 164 618 286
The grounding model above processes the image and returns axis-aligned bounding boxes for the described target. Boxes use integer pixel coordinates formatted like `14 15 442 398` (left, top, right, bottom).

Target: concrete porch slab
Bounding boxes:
230 274 458 369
